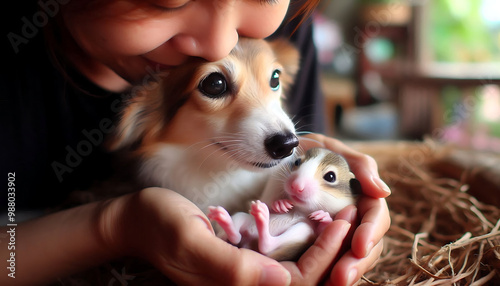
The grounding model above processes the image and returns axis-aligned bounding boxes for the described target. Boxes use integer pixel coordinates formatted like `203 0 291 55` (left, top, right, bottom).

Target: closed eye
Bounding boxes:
259 0 279 5
150 0 190 12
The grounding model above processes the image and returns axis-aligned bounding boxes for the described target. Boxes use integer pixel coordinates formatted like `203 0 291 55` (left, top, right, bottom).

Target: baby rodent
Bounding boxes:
208 147 362 261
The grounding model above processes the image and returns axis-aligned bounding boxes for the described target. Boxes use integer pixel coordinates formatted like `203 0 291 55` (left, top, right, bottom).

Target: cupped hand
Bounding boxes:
299 133 391 285
99 187 292 286
98 187 361 286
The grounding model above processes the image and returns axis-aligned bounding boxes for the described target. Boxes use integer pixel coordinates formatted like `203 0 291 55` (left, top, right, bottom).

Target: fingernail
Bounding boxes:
372 176 391 196
259 265 291 286
346 269 358 286
347 207 357 224
341 221 352 237
365 241 374 257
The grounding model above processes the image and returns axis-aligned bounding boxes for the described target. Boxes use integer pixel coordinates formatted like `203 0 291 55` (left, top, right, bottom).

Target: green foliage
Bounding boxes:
429 0 499 63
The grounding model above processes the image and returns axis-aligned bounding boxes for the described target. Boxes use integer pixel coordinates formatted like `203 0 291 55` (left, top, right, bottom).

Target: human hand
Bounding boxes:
297 133 391 285
97 132 390 286
98 187 292 286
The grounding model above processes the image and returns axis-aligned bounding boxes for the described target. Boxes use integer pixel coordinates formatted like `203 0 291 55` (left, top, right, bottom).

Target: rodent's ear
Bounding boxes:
349 178 363 196
269 39 300 89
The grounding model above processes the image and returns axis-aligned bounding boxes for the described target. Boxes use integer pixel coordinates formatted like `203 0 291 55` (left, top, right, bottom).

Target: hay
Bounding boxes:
351 140 500 285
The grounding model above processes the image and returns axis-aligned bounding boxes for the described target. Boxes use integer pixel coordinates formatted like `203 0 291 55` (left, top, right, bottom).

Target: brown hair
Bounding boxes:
289 0 321 29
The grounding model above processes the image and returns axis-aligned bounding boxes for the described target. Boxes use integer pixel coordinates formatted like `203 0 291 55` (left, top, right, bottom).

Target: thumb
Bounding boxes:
231 247 292 286
200 233 291 286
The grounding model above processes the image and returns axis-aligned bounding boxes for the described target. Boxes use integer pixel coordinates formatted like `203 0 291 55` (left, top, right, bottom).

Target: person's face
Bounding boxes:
62 0 290 84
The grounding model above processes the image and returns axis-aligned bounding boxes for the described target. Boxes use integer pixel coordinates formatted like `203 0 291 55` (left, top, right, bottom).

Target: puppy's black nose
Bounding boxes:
265 132 299 159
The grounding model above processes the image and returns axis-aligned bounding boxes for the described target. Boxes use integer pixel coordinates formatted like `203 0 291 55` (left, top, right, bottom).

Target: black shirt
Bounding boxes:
1 2 325 210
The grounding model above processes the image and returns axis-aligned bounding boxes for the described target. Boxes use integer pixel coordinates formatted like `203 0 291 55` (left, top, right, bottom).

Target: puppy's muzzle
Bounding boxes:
264 132 299 159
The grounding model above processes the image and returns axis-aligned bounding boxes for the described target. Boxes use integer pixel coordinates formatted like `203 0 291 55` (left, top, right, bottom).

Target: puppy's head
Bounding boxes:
109 38 300 170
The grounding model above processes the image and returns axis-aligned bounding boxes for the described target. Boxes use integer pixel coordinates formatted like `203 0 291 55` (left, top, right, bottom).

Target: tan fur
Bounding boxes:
316 151 356 198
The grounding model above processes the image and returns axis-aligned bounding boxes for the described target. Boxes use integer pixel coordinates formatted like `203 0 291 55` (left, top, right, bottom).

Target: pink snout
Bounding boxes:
285 173 318 203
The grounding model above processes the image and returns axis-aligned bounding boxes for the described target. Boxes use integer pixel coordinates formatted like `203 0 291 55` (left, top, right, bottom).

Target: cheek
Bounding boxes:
70 19 176 57
63 1 180 58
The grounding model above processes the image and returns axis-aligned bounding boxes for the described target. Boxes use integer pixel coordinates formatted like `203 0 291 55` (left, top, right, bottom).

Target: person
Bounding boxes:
0 0 391 285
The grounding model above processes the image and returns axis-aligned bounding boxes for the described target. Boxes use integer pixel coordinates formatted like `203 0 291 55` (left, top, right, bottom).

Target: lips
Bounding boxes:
252 161 280 169
290 195 307 204
143 58 173 71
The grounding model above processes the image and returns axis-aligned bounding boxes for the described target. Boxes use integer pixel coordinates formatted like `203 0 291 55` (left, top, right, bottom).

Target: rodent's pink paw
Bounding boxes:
271 199 293 213
208 206 242 245
250 200 269 222
309 210 333 223
207 206 232 224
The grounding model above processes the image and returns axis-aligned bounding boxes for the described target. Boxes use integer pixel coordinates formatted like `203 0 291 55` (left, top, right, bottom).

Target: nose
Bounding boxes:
264 132 299 160
291 182 304 193
196 28 238 62
179 8 239 62
287 174 304 192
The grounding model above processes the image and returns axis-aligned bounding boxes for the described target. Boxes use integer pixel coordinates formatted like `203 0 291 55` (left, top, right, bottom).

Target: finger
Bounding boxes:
298 134 326 150
281 219 351 285
326 239 384 286
299 134 391 198
351 197 390 258
366 239 384 272
334 205 358 224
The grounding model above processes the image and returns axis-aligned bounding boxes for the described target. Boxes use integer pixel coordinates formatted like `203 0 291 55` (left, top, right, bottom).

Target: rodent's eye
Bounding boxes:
323 171 336 183
290 158 301 170
270 70 281 91
199 72 228 98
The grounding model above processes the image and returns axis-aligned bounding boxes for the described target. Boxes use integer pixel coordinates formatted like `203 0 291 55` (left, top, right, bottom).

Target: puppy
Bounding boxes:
109 38 301 213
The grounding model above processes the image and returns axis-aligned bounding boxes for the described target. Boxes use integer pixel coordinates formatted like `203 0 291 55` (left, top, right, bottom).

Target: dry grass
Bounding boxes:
351 140 500 286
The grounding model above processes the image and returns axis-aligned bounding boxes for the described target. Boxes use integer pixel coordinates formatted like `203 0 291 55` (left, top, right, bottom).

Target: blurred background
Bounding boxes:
313 0 500 152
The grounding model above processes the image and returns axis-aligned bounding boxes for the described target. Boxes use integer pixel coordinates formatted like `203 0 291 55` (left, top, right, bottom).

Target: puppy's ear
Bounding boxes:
107 62 203 151
106 86 163 151
269 39 300 88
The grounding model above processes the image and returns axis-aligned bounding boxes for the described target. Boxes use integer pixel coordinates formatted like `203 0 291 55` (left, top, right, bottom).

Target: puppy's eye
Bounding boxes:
199 72 228 98
270 70 280 91
323 171 336 183
294 158 302 166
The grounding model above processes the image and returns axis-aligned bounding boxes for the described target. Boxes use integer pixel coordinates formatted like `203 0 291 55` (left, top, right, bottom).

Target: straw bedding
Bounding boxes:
351 140 500 285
